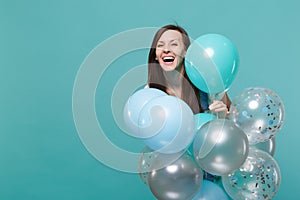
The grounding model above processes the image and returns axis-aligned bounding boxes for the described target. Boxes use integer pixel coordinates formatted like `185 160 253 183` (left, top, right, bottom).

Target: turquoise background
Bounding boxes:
1 0 299 199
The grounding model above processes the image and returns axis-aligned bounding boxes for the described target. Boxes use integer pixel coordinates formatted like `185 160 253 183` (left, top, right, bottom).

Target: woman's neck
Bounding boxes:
164 70 181 86
163 65 184 97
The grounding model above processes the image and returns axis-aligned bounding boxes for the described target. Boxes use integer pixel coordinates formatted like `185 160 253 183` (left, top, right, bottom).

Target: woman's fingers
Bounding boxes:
209 100 228 112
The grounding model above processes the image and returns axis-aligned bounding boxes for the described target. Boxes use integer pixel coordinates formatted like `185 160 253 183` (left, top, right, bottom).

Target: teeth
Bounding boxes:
163 56 175 62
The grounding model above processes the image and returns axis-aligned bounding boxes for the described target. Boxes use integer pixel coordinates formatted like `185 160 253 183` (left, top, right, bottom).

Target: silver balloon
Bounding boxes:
148 153 203 200
222 148 281 200
251 137 276 156
193 119 249 176
229 87 285 145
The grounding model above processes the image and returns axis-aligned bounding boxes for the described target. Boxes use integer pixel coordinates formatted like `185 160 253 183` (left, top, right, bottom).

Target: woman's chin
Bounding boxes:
161 63 177 71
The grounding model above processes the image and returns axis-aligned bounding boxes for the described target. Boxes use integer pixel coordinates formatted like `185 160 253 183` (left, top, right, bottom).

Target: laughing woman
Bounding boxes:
147 24 231 115
147 24 232 181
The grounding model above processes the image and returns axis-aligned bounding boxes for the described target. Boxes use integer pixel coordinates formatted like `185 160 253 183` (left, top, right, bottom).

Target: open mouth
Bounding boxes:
162 56 175 63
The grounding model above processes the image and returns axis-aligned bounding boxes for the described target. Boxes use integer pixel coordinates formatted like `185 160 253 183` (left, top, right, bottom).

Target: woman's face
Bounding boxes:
155 30 186 72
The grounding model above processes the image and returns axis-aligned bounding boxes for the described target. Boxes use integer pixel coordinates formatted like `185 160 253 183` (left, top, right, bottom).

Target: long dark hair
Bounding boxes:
148 24 203 113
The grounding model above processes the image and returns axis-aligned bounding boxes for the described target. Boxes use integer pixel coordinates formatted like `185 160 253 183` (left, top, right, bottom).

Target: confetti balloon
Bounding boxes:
222 148 281 200
229 87 285 145
138 147 187 185
137 146 160 185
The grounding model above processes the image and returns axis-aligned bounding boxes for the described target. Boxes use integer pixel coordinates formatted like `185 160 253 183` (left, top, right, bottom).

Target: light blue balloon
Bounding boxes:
185 34 239 94
195 113 217 131
140 95 195 154
123 88 167 138
192 180 229 200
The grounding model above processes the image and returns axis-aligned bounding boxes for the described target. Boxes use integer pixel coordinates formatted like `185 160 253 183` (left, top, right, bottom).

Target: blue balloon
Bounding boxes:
192 180 229 200
195 113 217 131
185 34 239 94
123 88 167 138
140 95 195 154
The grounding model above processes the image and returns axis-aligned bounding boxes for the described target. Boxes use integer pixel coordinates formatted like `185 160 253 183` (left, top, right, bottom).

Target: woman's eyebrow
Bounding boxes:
170 39 179 42
158 38 179 43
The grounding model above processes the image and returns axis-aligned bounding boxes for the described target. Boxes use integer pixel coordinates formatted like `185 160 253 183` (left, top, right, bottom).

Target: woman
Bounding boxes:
148 24 231 115
147 25 232 181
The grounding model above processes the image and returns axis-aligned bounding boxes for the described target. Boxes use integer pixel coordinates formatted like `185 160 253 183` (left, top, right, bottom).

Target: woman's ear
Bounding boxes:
182 50 186 58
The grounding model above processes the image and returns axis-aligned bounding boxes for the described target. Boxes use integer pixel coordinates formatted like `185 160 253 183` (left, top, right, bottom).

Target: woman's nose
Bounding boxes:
163 48 170 53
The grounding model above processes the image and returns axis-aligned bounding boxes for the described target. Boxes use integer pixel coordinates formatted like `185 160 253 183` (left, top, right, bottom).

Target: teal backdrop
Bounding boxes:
1 0 299 199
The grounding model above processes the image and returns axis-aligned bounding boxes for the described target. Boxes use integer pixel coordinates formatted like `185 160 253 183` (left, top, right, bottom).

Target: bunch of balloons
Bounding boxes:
123 33 285 200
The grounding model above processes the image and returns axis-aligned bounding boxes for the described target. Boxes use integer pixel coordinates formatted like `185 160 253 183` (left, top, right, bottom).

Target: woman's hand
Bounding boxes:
209 100 228 112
